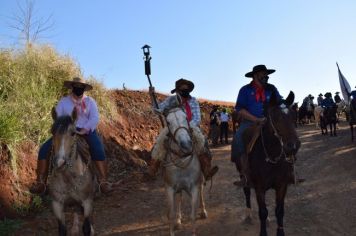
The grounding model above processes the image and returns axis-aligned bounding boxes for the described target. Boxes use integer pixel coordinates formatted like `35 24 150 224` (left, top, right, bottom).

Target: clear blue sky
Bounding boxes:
1 0 356 103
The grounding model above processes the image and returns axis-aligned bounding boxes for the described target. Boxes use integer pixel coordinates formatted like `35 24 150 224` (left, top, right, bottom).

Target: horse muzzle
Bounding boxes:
284 139 301 155
179 139 193 154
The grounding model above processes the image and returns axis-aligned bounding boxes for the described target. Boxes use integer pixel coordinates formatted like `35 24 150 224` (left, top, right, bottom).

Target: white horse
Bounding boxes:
157 95 207 236
314 105 324 129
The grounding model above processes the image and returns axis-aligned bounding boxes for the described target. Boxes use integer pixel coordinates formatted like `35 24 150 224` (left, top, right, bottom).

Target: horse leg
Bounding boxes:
275 185 287 236
52 200 66 236
190 186 199 236
351 124 354 141
334 123 337 136
199 182 208 219
243 187 253 224
256 189 268 236
166 187 176 236
174 192 182 230
82 198 94 236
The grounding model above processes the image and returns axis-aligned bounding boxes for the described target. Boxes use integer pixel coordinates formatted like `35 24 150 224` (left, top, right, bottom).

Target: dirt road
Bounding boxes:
17 121 356 235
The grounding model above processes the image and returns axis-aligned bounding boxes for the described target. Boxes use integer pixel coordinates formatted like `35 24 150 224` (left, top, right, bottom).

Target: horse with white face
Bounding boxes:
157 95 207 236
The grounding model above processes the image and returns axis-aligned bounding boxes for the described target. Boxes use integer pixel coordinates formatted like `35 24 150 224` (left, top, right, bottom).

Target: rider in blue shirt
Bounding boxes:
233 65 281 186
321 92 335 108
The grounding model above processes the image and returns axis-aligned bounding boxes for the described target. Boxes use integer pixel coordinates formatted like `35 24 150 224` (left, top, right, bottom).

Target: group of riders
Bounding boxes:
30 63 356 196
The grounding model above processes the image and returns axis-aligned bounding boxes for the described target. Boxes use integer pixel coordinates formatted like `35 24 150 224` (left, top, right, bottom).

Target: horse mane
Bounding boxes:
51 115 73 135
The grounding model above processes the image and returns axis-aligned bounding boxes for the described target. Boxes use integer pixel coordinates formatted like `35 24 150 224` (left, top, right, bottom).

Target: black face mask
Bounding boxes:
258 75 269 86
180 90 191 98
72 87 85 97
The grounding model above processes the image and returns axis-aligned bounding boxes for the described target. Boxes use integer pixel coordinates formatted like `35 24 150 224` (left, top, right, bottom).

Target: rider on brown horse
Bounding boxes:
30 77 114 195
232 65 282 186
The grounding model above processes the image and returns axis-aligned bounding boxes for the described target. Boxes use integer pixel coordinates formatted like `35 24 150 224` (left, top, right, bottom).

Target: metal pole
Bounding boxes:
142 45 164 126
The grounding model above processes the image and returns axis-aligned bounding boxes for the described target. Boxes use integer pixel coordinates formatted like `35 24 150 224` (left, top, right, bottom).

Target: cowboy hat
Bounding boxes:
335 92 340 94
245 64 276 78
63 77 93 91
318 93 323 96
170 78 194 94
324 92 332 97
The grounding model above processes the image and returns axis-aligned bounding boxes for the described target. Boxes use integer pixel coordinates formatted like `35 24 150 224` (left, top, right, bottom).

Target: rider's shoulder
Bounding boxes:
265 83 278 91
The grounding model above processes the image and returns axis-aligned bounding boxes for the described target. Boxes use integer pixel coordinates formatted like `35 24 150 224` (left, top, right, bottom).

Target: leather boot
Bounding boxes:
198 151 219 181
147 159 161 177
30 159 49 195
94 160 113 194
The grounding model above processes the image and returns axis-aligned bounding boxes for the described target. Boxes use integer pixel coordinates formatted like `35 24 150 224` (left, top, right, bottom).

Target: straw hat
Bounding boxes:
170 78 194 94
63 77 93 91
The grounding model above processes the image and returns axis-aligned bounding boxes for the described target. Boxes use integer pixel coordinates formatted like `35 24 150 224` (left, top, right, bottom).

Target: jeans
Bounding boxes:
235 120 253 157
38 130 106 161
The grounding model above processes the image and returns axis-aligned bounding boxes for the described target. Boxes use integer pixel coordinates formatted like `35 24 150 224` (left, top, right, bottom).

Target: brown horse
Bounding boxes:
49 109 96 236
320 104 338 136
346 101 356 141
233 91 300 236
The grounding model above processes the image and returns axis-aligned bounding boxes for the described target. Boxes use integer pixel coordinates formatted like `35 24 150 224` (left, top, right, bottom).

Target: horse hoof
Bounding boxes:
200 210 208 219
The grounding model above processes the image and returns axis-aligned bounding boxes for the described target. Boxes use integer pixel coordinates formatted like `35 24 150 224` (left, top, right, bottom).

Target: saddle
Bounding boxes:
76 136 91 165
242 123 263 155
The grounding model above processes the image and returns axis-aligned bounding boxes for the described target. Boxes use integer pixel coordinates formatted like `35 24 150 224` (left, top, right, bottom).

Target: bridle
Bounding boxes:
163 106 194 168
260 108 295 164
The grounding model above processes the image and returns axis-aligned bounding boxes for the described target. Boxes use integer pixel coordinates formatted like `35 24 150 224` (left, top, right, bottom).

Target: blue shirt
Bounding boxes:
350 90 356 100
235 83 281 118
321 97 335 108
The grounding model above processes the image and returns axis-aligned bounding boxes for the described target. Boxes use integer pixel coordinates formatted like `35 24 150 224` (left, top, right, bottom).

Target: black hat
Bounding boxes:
335 92 340 94
324 92 332 98
245 64 276 78
318 93 323 96
171 78 194 94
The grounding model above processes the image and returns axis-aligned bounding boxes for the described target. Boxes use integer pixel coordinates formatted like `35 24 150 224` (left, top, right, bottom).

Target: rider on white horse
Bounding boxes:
148 79 219 181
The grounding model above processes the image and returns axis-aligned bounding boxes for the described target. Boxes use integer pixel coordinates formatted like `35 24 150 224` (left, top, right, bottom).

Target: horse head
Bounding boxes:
265 91 301 157
159 95 193 155
51 108 78 169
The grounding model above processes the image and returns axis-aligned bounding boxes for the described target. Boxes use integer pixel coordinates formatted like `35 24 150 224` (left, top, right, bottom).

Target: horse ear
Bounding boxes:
285 91 295 107
71 108 78 121
51 107 57 121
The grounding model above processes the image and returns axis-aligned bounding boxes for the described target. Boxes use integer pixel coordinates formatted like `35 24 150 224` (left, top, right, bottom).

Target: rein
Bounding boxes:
163 107 194 169
260 112 295 164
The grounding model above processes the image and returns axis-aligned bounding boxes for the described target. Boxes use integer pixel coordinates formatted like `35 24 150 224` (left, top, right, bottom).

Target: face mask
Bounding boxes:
72 87 85 97
180 90 190 98
258 75 269 85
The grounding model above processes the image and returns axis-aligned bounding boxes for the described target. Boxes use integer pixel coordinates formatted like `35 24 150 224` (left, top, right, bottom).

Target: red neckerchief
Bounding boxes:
71 95 87 114
251 81 266 102
182 98 192 122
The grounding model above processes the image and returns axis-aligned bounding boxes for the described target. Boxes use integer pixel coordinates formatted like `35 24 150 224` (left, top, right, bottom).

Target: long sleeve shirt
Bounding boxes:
55 95 99 132
159 96 201 127
235 83 281 118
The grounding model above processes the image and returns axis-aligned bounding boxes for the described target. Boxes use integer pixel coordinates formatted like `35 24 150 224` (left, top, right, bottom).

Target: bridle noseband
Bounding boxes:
260 109 295 164
163 106 194 167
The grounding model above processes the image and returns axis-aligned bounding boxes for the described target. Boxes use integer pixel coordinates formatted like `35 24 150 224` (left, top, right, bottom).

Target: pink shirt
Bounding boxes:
55 95 99 132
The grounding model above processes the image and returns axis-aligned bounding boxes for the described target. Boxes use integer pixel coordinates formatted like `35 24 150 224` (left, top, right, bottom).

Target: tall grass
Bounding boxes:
0 44 116 159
